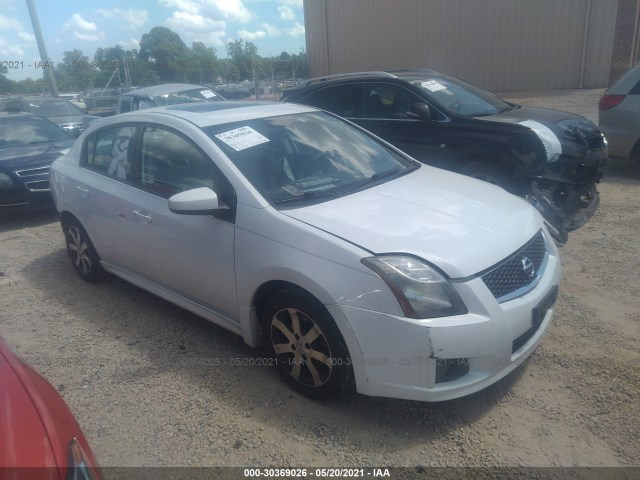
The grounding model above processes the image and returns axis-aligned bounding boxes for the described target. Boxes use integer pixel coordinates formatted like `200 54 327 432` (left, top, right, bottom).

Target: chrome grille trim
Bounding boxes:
481 231 548 303
14 166 50 177
24 179 50 192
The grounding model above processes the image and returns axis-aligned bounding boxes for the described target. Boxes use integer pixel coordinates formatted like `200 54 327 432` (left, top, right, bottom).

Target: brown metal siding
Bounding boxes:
304 0 618 91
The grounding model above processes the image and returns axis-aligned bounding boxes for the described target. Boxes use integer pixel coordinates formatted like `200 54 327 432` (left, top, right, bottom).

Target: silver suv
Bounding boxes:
599 63 640 162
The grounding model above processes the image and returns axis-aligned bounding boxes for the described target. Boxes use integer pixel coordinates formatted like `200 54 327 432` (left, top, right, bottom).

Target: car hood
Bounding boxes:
282 166 543 278
46 114 92 126
0 140 74 171
478 106 605 158
0 344 57 469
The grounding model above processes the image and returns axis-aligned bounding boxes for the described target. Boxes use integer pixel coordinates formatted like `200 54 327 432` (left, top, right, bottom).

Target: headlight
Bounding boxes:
0 172 14 187
66 438 100 480
361 256 467 319
519 120 562 163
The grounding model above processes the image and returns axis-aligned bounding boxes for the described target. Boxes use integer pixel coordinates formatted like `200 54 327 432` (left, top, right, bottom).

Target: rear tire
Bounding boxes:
62 217 105 282
262 288 353 400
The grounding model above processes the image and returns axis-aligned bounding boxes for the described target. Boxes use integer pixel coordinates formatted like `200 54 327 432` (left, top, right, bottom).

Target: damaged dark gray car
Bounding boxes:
281 70 608 242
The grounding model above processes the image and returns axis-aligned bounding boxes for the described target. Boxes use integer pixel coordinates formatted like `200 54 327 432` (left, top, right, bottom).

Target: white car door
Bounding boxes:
127 125 238 320
71 124 139 270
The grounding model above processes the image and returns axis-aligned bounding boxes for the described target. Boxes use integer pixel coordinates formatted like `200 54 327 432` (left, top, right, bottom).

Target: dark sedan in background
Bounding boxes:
1 96 100 138
0 112 75 210
282 70 609 242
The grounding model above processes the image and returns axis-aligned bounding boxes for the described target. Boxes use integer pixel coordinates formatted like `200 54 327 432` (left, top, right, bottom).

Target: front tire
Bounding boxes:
62 217 105 282
459 161 515 192
262 289 353 400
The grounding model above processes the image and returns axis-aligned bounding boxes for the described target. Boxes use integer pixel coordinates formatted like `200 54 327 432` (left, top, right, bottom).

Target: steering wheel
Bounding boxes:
304 151 331 175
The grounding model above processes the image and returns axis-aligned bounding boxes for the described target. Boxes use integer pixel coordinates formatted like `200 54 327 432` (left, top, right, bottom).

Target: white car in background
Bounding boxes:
599 63 640 162
50 102 561 402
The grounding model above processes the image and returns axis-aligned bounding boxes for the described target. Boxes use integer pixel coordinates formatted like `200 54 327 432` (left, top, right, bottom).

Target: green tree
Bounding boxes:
54 49 97 91
139 26 189 82
186 41 218 83
226 39 258 81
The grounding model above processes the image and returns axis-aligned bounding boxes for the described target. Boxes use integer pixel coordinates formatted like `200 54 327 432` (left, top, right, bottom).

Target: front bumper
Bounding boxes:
332 239 561 402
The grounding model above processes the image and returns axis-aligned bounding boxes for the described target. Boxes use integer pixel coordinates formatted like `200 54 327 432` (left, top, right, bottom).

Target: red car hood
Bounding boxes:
0 338 99 479
0 347 59 475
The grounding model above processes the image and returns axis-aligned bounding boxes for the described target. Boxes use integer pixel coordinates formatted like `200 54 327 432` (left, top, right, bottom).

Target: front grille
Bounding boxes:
481 231 547 301
14 166 50 192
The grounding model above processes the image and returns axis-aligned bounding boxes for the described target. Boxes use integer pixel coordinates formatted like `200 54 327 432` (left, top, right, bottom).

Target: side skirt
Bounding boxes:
100 261 243 337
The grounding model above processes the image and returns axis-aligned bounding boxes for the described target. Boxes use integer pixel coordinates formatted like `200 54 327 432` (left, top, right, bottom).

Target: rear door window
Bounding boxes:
302 84 363 117
84 125 136 180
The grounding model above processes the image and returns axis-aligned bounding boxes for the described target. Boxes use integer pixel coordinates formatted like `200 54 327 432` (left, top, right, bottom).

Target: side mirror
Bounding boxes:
407 103 432 122
168 187 226 215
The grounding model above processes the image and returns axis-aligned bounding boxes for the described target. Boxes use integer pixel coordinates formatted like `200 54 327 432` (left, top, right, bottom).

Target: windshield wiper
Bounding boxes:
273 189 338 205
369 167 400 182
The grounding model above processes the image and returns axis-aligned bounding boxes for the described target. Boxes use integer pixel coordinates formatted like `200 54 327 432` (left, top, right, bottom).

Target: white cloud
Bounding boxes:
286 22 304 37
17 31 36 43
62 14 105 42
278 5 294 21
64 13 99 33
117 38 141 50
159 0 201 14
261 23 281 36
238 29 265 40
0 15 35 46
165 11 226 45
201 0 254 23
279 0 302 6
0 15 23 31
0 36 24 57
97 8 149 30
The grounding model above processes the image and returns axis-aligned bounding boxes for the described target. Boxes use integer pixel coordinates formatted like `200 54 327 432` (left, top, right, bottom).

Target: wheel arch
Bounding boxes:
248 279 330 348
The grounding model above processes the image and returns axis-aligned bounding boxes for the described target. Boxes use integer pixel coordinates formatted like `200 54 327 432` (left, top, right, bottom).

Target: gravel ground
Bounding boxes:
1 89 639 473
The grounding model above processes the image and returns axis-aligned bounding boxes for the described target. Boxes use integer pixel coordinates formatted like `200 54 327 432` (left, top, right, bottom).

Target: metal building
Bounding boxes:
303 0 631 91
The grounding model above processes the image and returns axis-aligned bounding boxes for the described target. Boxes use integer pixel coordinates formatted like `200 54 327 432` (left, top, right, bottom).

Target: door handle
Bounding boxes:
75 185 89 198
132 210 152 224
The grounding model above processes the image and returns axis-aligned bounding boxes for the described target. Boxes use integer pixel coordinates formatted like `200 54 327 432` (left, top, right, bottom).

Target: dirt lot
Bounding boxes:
1 89 639 473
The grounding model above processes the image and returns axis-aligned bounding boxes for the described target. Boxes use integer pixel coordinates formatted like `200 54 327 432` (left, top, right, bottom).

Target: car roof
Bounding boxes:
300 68 443 87
115 101 318 128
121 83 211 97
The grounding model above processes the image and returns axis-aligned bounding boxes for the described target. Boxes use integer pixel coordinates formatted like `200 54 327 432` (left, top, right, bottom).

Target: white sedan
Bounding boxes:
50 102 561 401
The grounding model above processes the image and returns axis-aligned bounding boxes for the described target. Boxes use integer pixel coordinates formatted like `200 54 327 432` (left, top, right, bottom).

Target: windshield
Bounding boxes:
412 77 512 117
25 99 84 116
204 112 418 206
153 88 222 106
0 116 71 147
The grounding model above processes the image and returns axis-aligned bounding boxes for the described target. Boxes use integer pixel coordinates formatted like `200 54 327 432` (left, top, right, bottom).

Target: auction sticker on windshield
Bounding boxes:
421 80 447 92
215 126 270 151
200 89 216 98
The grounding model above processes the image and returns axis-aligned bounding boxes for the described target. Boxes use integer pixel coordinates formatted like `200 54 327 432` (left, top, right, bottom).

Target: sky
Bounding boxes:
0 0 306 81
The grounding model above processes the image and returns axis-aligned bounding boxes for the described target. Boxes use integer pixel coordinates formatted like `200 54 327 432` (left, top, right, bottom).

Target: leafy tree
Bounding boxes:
186 41 219 83
139 26 189 82
54 49 96 91
226 39 258 81
0 66 14 94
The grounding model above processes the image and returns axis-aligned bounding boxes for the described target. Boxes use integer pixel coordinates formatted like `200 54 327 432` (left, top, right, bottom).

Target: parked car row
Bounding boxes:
0 96 100 137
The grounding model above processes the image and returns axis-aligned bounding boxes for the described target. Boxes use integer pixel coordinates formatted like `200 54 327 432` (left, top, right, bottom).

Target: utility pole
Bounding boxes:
26 0 58 96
